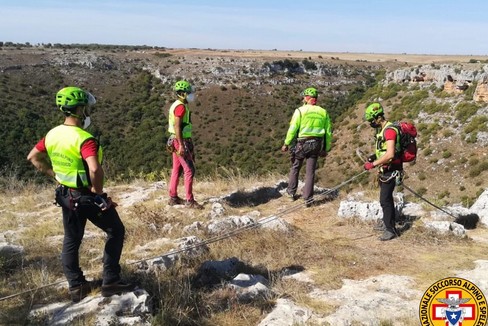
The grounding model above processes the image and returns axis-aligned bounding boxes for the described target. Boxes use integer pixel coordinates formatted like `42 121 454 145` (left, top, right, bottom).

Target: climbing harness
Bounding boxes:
0 171 368 302
378 170 404 186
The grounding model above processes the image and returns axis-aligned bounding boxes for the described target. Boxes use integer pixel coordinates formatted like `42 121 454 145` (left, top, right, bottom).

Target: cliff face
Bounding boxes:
474 75 488 102
386 64 488 101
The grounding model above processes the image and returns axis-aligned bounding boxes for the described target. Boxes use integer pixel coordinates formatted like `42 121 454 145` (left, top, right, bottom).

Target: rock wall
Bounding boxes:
474 75 488 102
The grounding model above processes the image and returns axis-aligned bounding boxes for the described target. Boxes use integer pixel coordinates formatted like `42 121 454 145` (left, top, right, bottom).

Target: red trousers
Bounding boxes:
168 139 195 201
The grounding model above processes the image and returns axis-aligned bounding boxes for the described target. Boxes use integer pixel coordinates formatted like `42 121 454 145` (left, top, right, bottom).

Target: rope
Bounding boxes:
129 170 369 265
402 183 458 219
0 170 368 302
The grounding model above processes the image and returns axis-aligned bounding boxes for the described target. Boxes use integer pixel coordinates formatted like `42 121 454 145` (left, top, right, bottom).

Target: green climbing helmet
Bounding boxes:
364 102 384 121
174 80 192 93
56 87 95 109
301 87 318 98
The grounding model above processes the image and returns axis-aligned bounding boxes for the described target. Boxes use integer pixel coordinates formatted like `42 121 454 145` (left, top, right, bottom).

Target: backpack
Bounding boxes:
387 122 418 163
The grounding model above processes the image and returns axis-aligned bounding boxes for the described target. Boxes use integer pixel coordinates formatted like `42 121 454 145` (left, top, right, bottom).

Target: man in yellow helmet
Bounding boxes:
281 87 332 206
363 102 402 241
167 80 203 209
27 87 133 302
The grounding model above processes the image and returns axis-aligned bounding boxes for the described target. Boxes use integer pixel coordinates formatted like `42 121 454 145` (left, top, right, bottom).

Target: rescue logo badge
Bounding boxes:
419 277 487 326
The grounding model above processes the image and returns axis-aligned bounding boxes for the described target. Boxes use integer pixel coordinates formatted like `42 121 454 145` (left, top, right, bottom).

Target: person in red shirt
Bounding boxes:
363 102 403 241
27 86 133 302
166 80 203 209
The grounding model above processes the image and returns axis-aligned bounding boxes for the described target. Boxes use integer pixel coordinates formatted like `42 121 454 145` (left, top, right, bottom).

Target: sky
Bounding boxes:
1 0 488 55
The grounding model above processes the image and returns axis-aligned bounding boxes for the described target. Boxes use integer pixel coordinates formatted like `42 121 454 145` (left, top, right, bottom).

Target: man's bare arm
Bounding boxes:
85 155 104 194
27 147 54 178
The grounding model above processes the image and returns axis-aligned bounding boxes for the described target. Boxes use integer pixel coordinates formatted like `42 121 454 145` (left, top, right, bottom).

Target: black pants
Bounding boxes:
379 171 397 234
56 187 125 287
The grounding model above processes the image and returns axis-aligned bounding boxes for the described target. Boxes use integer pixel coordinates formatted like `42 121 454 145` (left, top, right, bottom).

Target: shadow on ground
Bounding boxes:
224 182 287 207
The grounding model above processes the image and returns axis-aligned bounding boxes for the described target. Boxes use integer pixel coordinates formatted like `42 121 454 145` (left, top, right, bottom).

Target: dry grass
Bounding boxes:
1 173 488 325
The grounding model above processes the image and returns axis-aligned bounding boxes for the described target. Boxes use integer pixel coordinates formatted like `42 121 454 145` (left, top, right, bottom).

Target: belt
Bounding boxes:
59 185 92 195
298 136 321 140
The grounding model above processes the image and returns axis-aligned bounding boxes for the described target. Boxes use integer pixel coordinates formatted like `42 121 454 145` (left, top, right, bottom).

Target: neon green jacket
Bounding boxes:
45 125 102 188
284 104 332 151
168 99 192 138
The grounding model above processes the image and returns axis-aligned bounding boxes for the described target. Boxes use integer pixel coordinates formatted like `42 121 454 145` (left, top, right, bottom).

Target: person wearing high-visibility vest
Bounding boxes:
167 80 203 209
363 102 403 241
281 87 332 206
27 87 133 302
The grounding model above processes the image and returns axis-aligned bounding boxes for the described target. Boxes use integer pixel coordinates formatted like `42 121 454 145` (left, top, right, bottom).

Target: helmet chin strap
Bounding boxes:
60 106 90 128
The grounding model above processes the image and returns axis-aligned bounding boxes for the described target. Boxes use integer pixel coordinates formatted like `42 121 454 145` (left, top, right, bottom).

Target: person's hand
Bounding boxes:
281 145 288 152
94 193 112 211
177 146 185 156
319 150 327 158
107 197 118 208
364 162 375 170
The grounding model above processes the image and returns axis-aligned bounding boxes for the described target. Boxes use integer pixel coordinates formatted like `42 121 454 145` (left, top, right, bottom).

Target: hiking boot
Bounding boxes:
186 200 204 210
168 196 184 206
101 281 135 297
285 192 297 201
373 220 386 232
69 281 98 303
379 230 398 241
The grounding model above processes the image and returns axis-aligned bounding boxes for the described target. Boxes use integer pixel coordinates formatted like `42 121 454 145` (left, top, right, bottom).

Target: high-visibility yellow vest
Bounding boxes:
45 125 102 188
168 100 192 138
284 104 332 151
375 121 401 159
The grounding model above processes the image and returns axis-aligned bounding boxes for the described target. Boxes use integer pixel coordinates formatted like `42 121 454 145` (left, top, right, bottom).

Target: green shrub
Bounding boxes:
460 195 475 207
416 187 427 196
442 129 454 137
442 151 452 159
464 115 488 134
455 102 480 123
422 147 432 156
469 158 480 166
438 190 450 199
464 81 478 99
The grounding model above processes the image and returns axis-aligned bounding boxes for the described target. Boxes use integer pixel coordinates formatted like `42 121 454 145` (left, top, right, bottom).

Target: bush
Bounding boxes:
423 147 433 156
442 151 452 159
438 190 450 199
455 102 480 123
416 187 427 196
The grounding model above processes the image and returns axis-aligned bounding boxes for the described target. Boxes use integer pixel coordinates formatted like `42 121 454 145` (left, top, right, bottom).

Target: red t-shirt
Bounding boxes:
35 138 98 159
384 128 401 165
174 104 186 118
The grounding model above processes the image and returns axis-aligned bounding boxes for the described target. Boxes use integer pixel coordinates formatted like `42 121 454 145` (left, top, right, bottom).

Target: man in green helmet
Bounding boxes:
363 102 402 241
281 87 332 206
167 80 203 209
27 86 133 302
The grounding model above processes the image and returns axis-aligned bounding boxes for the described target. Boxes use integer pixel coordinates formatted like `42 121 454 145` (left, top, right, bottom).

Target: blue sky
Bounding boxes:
1 0 487 55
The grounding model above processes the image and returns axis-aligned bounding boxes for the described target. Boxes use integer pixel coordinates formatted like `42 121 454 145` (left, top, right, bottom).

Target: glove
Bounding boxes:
94 193 109 210
368 154 376 163
364 162 375 170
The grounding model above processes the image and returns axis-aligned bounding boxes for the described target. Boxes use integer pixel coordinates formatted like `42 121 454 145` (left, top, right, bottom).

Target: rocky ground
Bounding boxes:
1 176 487 325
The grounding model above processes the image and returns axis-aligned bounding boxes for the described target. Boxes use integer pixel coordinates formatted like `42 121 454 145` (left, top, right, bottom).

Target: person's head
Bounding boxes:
173 80 195 102
301 87 318 105
56 86 96 129
364 102 385 128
